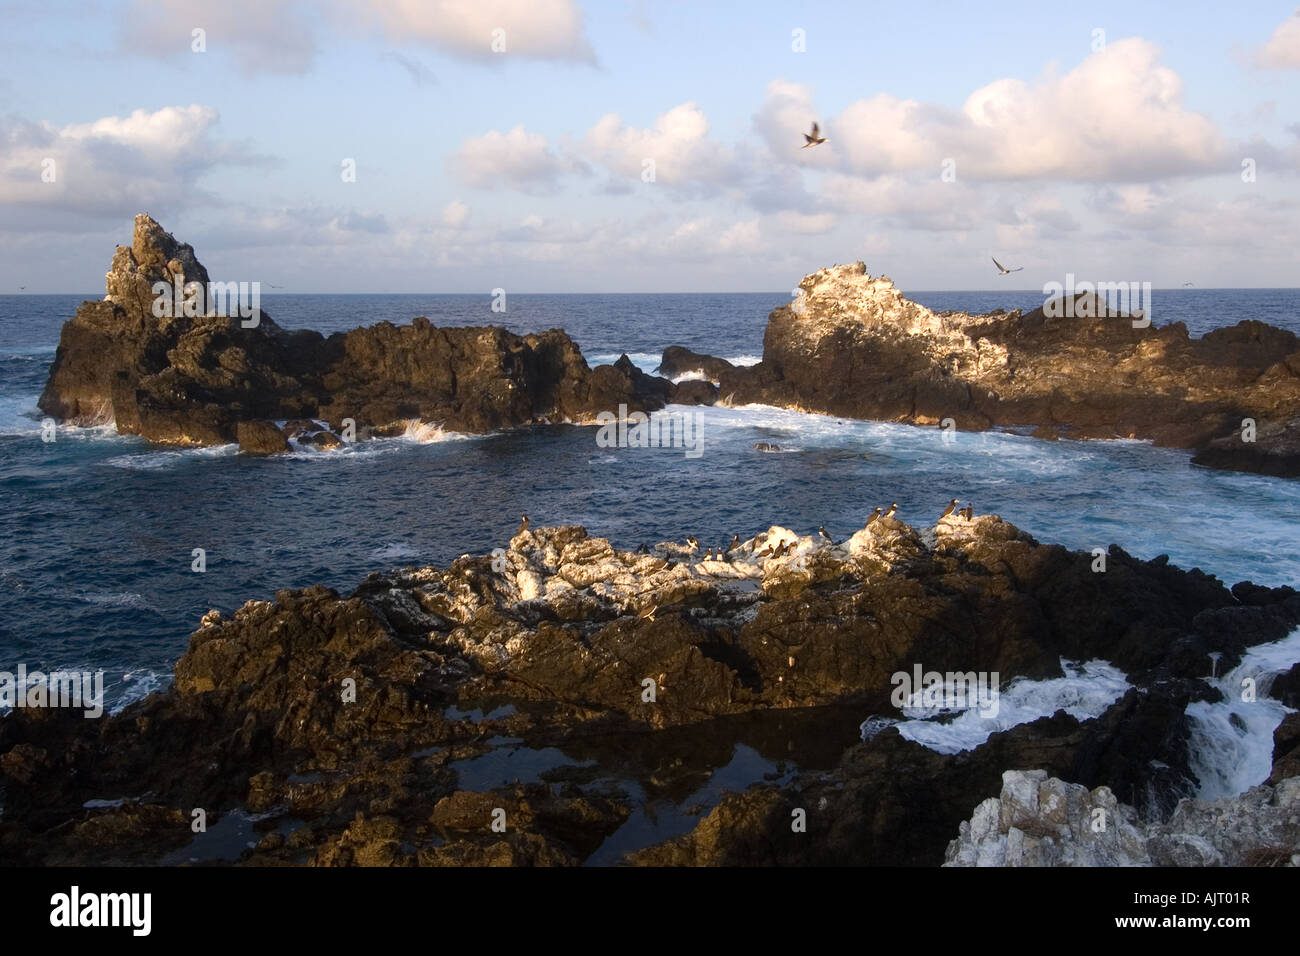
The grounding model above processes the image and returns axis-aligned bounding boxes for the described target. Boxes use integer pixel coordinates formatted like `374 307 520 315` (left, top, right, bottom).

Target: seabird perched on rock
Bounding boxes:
961 504 973 521
635 543 650 554
940 499 959 520
686 535 699 553
517 514 529 535
637 602 658 622
883 503 898 519
702 548 714 561
818 526 833 543
802 122 827 148
726 534 740 554
864 507 882 528
992 257 1023 276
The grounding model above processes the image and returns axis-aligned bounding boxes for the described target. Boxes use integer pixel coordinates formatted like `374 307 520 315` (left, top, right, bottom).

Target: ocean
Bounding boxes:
2 288 1299 717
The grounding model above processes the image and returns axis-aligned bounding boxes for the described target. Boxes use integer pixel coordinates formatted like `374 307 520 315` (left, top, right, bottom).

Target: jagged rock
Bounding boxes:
655 346 736 383
3 516 1299 865
39 215 671 446
668 262 1300 477
236 420 290 455
945 769 1300 867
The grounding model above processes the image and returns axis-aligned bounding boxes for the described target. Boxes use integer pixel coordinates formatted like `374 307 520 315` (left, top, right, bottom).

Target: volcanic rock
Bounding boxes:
39 215 671 447
671 262 1300 477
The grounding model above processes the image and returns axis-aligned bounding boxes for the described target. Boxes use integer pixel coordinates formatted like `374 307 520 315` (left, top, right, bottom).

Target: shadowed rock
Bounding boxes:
39 215 672 450
3 515 1298 866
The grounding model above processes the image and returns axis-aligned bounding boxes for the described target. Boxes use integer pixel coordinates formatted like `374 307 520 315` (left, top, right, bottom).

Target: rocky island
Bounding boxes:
38 215 672 452
659 263 1300 478
2 513 1297 866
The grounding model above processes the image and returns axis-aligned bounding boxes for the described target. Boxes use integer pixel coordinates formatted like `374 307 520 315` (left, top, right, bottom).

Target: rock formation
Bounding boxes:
3 514 1297 866
668 262 1300 478
38 215 673 452
944 769 1300 867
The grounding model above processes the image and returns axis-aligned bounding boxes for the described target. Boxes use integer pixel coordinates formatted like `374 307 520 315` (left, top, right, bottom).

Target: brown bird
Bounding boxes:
802 121 827 148
864 507 882 528
883 503 898 519
517 514 529 535
726 534 740 554
961 504 973 521
940 498 959 520
637 602 658 622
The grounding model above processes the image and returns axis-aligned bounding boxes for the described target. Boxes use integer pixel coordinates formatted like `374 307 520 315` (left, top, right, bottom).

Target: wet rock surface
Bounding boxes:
38 215 672 449
3 515 1298 866
667 262 1300 478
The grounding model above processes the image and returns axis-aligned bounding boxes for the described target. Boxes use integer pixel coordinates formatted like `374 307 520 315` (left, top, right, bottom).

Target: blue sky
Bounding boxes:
1 0 1298 292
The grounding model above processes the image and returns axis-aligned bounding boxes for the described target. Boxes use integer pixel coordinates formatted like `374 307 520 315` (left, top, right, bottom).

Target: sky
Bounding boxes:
0 0 1298 293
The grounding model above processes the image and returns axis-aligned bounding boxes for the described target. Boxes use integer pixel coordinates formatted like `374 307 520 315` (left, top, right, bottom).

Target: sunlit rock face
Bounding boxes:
669 260 1300 477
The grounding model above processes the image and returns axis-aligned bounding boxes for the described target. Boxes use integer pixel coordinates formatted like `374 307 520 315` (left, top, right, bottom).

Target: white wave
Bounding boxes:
1185 627 1300 800
370 542 421 561
864 659 1132 755
0 394 43 436
107 669 171 714
725 354 762 366
400 420 476 444
77 590 151 609
102 443 239 470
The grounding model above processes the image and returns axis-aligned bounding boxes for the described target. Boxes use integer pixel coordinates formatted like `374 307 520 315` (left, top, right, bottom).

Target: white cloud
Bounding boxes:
0 105 259 225
1258 10 1300 68
580 102 737 189
359 0 595 63
757 39 1228 183
118 0 596 74
450 125 583 192
442 200 470 228
119 0 318 74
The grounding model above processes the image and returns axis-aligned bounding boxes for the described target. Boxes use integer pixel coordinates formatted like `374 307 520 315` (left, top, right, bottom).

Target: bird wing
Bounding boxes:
1009 266 1023 273
811 122 820 137
992 257 1005 272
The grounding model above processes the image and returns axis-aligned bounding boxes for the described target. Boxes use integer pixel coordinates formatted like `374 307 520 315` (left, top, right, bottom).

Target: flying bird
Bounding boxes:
802 122 827 149
992 257 1023 276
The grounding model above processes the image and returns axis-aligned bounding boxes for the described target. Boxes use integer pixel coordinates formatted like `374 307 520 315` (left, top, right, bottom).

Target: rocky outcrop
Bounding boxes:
668 262 1300 478
944 769 1300 866
38 215 672 449
3 513 1298 866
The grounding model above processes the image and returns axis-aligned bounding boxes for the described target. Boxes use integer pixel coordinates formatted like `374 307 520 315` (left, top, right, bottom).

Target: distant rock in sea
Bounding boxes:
38 214 673 451
663 261 1300 478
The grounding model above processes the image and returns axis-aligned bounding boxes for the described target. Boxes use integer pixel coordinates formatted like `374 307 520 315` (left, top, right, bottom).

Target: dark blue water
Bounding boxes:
2 289 1298 710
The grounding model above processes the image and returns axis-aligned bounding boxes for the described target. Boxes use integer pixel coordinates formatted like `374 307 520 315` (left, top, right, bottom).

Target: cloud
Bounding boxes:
442 200 470 228
1257 10 1300 68
756 39 1228 183
118 0 596 75
450 125 584 192
119 0 318 74
362 0 596 63
580 102 737 190
0 105 262 226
